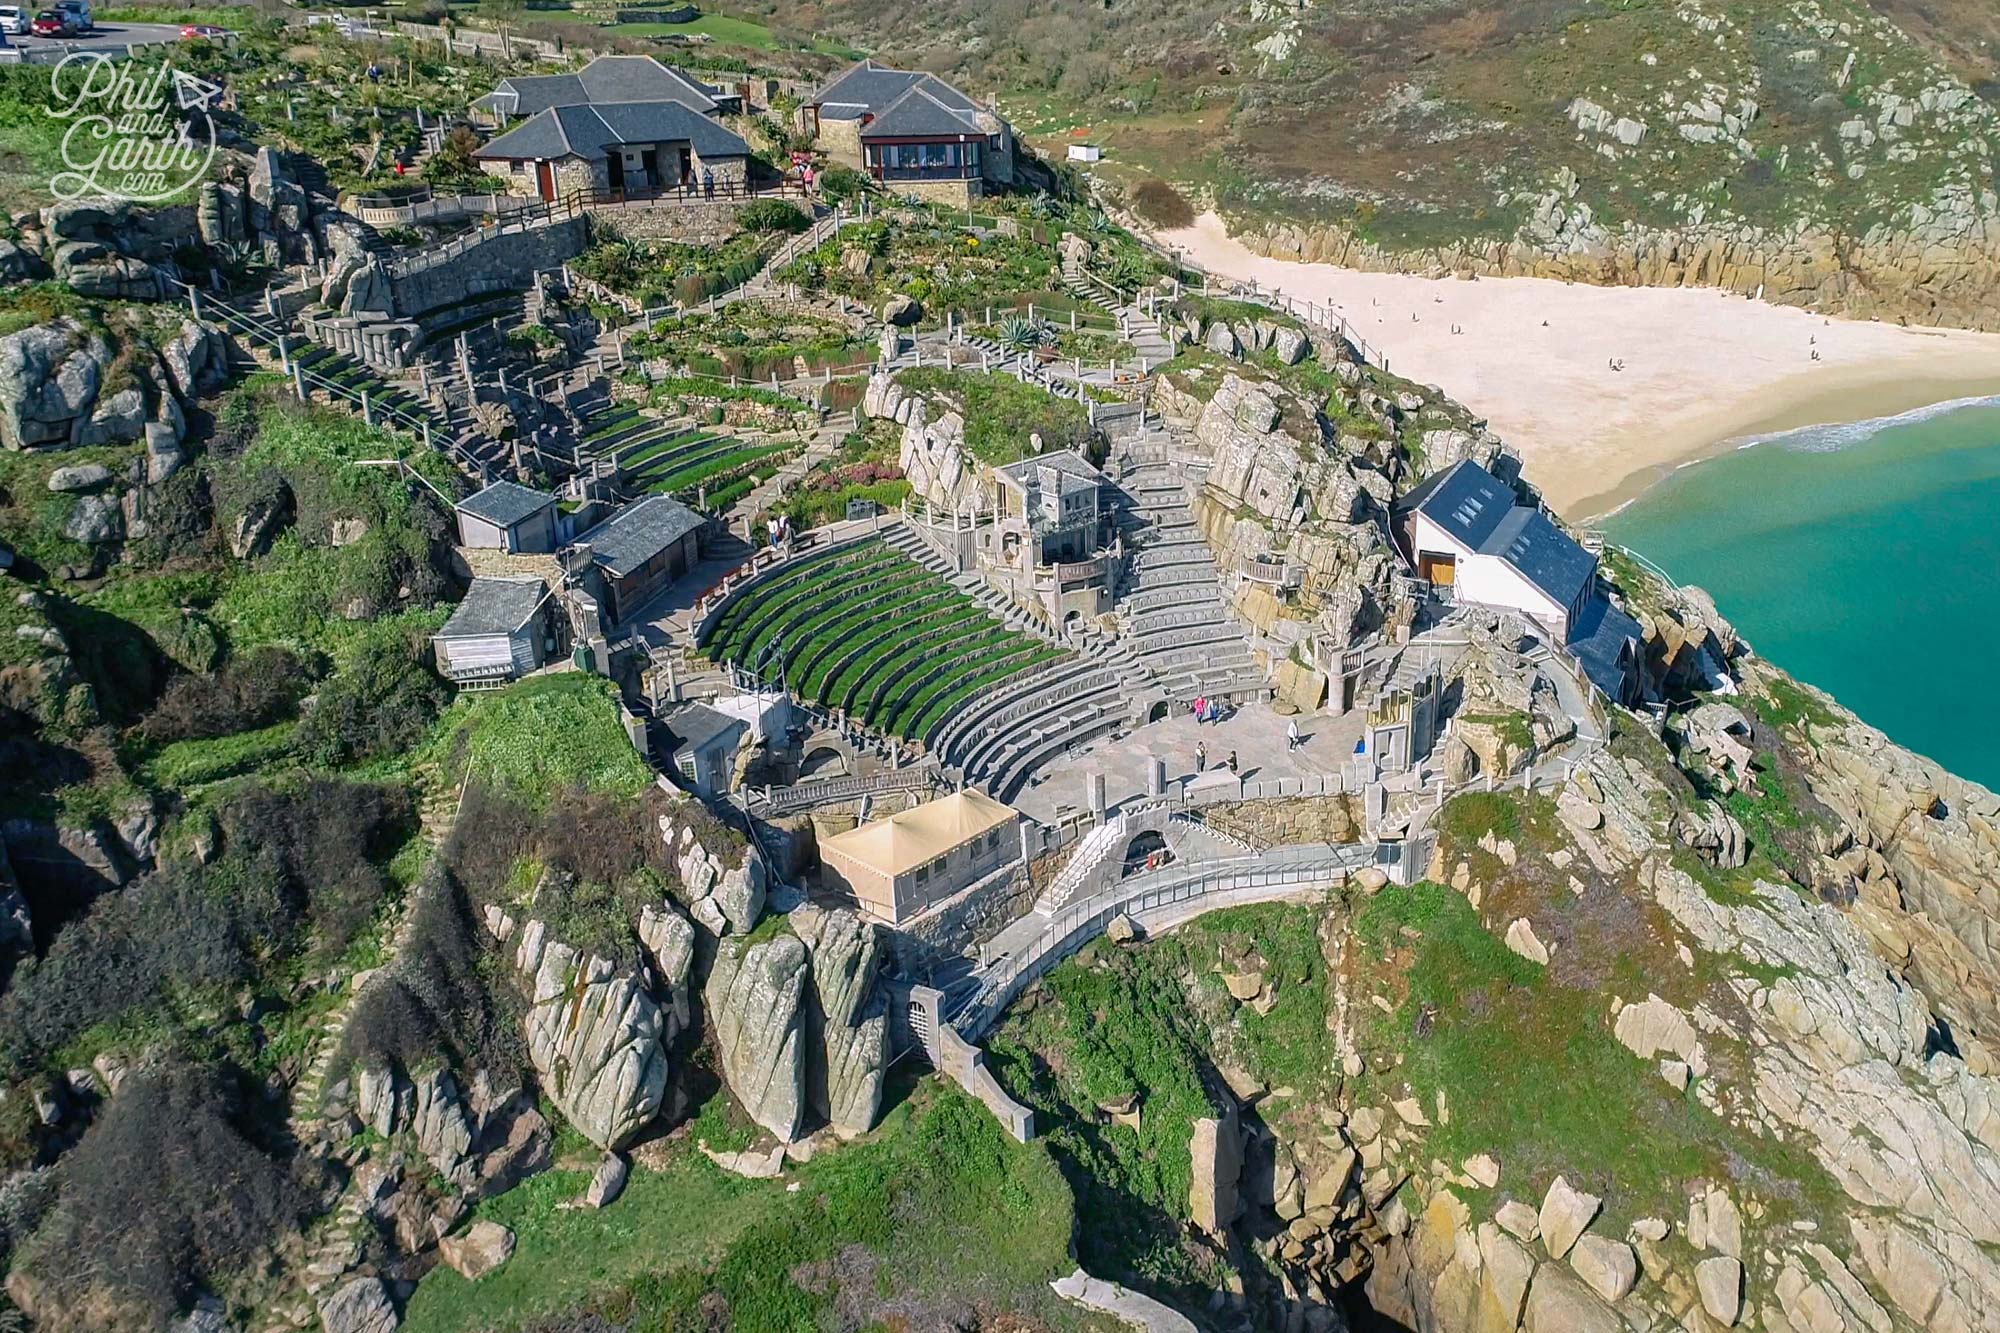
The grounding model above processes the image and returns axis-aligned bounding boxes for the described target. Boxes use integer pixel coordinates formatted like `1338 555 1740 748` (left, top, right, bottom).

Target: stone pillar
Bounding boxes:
1146 755 1166 798
1086 772 1107 821
1018 821 1036 867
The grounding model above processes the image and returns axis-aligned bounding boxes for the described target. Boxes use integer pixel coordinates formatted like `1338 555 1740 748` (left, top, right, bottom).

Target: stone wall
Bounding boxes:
599 196 809 247
1205 795 1361 847
817 118 863 171
389 215 591 320
480 159 538 198
889 177 982 207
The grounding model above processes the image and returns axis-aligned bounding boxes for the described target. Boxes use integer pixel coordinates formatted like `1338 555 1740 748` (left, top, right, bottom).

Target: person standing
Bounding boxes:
702 166 715 199
1194 741 1207 773
1286 719 1302 751
1226 750 1238 774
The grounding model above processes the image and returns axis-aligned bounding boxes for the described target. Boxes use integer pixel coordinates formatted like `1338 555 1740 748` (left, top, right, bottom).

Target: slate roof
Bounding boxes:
812 58 978 122
995 449 1104 491
1567 595 1645 705
1401 458 1516 551
574 495 706 578
860 85 982 140
475 100 752 163
456 479 555 530
477 55 721 118
1403 459 1598 609
1484 506 1597 610
437 577 547 639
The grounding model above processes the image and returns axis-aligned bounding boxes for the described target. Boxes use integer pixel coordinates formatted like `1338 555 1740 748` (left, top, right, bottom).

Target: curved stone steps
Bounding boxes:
751 570 935 683
955 676 1123 778
987 704 1128 802
933 659 1119 762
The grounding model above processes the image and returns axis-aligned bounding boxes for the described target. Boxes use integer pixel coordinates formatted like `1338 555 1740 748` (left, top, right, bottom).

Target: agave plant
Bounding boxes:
996 314 1054 354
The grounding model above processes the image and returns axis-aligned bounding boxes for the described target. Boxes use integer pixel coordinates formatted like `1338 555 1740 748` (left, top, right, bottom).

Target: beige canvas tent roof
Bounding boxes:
819 788 1018 878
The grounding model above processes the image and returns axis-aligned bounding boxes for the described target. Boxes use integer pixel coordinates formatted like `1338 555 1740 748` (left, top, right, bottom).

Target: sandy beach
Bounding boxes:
1157 213 2000 519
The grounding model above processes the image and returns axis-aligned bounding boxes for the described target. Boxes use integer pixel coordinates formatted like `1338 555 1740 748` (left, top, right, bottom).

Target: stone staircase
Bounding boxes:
1110 456 1266 702
1036 813 1127 914
1061 255 1176 367
951 330 1086 401
252 757 471 1333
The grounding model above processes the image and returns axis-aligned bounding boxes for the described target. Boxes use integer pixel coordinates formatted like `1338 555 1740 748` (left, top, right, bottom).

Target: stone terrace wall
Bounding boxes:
600 197 811 248
391 215 591 320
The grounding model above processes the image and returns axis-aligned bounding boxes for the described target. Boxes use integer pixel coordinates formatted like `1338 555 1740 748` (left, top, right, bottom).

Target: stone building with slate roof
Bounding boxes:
455 480 559 553
432 577 553 686
470 55 749 200
804 60 1015 202
568 494 710 628
472 55 736 123
476 99 752 201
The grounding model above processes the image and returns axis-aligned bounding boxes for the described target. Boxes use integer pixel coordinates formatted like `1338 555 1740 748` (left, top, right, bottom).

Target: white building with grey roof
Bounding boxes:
1397 459 1644 704
432 577 554 687
455 480 559 554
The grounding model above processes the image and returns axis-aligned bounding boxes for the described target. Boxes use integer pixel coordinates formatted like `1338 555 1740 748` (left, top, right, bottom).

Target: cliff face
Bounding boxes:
1237 205 2000 333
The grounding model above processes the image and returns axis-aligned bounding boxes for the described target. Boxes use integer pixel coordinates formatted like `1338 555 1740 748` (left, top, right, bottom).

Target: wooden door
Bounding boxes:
1419 552 1457 586
535 160 555 202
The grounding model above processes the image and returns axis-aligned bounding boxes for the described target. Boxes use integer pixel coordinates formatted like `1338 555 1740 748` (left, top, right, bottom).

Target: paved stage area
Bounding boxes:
1010 698 1368 824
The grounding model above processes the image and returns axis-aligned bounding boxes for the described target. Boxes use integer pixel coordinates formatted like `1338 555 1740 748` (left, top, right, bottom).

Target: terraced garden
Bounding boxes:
701 540 1064 741
585 408 796 512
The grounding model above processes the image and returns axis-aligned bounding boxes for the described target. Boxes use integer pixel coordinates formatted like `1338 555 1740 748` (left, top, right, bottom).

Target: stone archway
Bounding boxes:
1121 829 1174 878
800 731 857 779
1147 700 1171 724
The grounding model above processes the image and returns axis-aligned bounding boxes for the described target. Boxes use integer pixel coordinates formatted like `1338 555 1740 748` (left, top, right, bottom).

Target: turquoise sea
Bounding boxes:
1604 397 2000 787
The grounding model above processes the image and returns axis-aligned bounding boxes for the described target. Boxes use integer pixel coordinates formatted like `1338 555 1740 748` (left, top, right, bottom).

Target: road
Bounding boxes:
2 20 189 61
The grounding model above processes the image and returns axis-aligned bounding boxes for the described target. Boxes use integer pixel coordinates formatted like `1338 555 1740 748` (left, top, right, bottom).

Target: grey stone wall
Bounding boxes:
601 196 808 247
390 215 591 320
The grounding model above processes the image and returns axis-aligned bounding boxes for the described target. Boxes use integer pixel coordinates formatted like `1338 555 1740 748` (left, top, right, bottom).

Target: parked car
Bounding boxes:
179 22 228 40
30 10 72 36
0 8 27 36
51 0 85 29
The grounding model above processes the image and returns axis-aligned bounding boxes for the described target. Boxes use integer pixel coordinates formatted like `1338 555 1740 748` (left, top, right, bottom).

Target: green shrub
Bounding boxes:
137 646 311 744
736 199 811 234
1131 178 1195 229
10 1057 313 1333
0 779 412 1077
294 619 449 768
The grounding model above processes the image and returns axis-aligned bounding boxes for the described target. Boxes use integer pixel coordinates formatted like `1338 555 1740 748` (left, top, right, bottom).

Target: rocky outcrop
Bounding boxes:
437 1220 515 1280
792 904 890 1136
317 1276 397 1333
38 199 191 302
1189 1110 1244 1239
0 313 219 456
482 912 670 1151
1236 188 2000 333
705 906 893 1143
661 810 766 936
705 931 809 1141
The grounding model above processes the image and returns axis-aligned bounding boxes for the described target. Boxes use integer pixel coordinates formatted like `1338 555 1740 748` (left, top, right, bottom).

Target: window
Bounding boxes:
914 864 929 885
986 829 1002 851
510 161 525 175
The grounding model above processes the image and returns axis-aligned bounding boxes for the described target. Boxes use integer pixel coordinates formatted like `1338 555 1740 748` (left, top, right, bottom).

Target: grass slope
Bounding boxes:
401 1084 1089 1333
